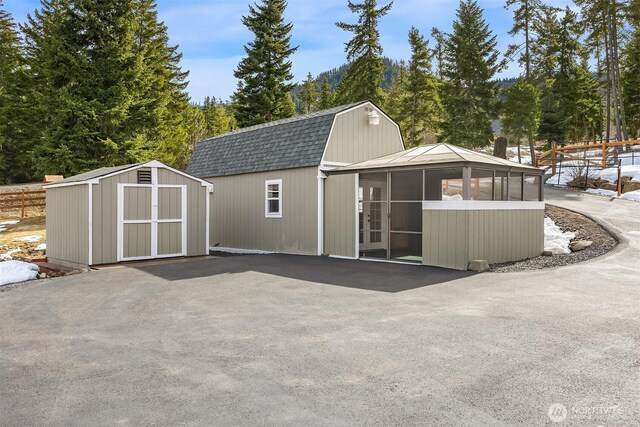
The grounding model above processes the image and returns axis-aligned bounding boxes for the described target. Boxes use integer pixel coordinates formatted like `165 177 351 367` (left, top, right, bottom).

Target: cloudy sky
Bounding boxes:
5 0 572 103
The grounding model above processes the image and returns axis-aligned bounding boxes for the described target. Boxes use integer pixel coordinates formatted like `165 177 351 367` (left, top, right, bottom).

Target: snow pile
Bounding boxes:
0 260 39 286
544 217 575 254
1 248 21 261
0 220 19 233
443 194 463 200
585 188 618 197
35 243 46 251
14 235 41 243
620 190 640 202
547 163 640 186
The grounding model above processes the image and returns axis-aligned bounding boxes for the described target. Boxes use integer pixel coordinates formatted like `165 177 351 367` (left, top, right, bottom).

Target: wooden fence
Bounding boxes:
536 139 640 175
0 190 46 218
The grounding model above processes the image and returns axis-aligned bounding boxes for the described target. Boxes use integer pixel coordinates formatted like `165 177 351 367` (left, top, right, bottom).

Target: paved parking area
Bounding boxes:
1 189 638 426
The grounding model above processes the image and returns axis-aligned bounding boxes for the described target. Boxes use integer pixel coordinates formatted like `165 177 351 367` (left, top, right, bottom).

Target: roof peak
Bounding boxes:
198 100 369 144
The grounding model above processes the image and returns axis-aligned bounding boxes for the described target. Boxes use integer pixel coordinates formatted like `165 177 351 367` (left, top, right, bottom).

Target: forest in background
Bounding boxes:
1 0 639 183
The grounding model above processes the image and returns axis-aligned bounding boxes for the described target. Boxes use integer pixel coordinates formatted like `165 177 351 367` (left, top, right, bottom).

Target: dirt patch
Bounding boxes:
490 205 617 272
0 216 46 262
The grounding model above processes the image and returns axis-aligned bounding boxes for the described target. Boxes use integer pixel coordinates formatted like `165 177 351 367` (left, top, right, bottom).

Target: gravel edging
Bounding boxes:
490 205 617 273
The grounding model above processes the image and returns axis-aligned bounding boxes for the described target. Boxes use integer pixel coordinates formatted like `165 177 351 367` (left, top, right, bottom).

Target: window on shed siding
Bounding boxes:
265 179 282 218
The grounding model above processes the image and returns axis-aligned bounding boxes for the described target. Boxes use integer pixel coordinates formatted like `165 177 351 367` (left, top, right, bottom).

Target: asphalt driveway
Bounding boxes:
1 188 638 426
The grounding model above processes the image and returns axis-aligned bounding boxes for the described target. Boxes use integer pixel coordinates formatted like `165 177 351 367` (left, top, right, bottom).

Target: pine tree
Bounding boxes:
300 72 319 113
622 11 640 137
335 0 393 104
384 61 409 139
440 0 501 148
233 0 298 127
0 1 31 183
202 97 235 137
430 27 445 78
318 75 335 109
403 27 441 147
505 0 541 80
501 78 541 161
529 4 562 82
24 0 140 176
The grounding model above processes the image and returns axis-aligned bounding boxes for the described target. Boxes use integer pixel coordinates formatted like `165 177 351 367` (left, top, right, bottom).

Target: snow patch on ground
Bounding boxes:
1 248 21 261
547 163 640 186
544 217 575 254
585 188 618 197
0 260 39 286
443 194 463 200
0 220 20 225
34 243 46 251
620 190 640 201
14 235 41 243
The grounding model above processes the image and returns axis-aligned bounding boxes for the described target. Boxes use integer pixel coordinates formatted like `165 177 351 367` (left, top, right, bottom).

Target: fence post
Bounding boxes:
21 189 25 218
585 162 590 189
617 161 622 197
558 160 563 186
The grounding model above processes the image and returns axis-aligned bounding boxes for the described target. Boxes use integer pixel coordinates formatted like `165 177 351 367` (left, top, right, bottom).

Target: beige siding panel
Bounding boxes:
324 174 356 257
207 167 317 255
124 187 151 221
158 222 182 255
423 208 544 270
158 187 182 220
45 185 89 267
123 223 151 258
324 104 404 164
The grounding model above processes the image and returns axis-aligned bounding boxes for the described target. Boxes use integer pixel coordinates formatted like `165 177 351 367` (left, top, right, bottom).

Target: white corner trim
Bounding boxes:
205 187 210 254
265 179 283 218
355 173 360 259
87 183 93 265
422 201 545 211
317 169 324 256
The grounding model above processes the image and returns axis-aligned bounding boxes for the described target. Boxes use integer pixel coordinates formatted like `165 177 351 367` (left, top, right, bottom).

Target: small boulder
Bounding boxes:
570 240 593 252
623 180 640 193
468 259 489 272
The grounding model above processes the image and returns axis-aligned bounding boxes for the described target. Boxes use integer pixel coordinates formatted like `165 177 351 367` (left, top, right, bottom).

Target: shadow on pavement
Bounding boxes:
132 254 475 293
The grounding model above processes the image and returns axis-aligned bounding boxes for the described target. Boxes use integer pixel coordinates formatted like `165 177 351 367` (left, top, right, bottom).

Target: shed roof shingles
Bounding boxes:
187 102 365 178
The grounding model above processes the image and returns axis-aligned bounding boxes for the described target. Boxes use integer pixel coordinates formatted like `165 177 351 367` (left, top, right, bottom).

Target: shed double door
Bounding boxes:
117 184 187 261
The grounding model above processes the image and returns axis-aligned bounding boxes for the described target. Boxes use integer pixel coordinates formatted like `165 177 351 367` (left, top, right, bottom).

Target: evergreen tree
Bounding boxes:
335 0 393 104
430 27 445 78
505 0 541 80
300 72 319 113
538 80 564 146
318 75 335 109
501 78 541 162
384 61 409 139
529 4 562 82
622 11 640 136
440 0 501 148
233 0 298 127
403 27 441 147
202 97 235 137
0 1 31 183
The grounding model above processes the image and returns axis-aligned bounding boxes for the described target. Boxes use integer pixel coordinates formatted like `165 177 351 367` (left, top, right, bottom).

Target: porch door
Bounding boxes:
117 184 186 262
359 180 388 252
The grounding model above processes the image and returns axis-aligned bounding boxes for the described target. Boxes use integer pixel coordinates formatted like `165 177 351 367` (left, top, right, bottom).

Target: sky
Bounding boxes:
4 0 573 103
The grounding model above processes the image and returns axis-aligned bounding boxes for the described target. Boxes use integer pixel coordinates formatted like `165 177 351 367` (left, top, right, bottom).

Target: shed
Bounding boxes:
44 160 213 268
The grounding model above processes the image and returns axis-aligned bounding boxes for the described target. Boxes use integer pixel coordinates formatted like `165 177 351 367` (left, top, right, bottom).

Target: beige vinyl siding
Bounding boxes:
45 185 89 268
324 174 356 257
207 167 317 255
323 105 404 164
422 208 544 270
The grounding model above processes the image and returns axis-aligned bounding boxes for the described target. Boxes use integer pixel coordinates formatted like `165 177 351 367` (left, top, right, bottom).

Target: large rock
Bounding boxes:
623 180 640 193
468 259 489 272
570 240 593 252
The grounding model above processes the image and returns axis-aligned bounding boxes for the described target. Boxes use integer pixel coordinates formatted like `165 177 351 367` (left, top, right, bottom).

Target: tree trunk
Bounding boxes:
493 136 507 159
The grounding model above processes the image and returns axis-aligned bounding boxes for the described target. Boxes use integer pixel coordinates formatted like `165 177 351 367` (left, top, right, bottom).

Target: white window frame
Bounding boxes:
265 179 283 218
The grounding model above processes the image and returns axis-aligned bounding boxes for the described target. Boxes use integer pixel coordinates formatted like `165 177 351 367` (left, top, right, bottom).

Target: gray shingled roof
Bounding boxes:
187 102 367 178
46 164 140 185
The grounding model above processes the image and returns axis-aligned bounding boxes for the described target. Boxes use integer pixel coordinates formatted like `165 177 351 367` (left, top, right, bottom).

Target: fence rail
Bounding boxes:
0 190 46 218
536 139 640 174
